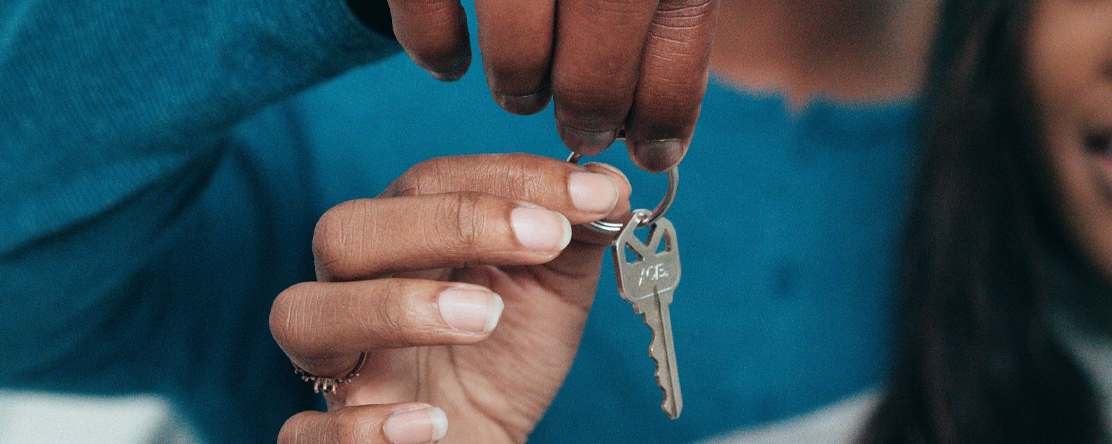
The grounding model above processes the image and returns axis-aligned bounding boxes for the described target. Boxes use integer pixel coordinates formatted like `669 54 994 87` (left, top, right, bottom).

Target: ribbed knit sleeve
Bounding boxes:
0 0 398 253
0 2 401 441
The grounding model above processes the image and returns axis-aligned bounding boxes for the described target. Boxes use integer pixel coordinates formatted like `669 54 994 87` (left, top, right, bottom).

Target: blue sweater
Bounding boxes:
0 1 916 442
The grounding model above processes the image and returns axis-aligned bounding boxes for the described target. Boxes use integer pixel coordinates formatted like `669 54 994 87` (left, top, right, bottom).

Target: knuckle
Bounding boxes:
312 202 358 276
438 192 487 253
636 77 702 120
655 0 715 26
490 153 547 201
369 280 412 341
390 159 445 197
313 200 385 281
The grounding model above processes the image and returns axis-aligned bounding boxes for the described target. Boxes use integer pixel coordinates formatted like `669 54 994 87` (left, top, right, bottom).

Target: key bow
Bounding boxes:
613 210 681 306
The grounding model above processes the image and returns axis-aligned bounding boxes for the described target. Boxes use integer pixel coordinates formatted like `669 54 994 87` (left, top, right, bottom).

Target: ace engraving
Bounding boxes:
612 216 681 305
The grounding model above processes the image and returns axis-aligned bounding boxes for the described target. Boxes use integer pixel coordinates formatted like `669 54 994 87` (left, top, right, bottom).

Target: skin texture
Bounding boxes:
271 154 633 444
272 3 950 441
1027 0 1112 278
386 0 720 172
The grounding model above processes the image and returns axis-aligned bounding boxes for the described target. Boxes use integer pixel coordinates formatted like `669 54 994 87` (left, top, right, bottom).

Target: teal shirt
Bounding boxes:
292 61 916 442
1 0 916 442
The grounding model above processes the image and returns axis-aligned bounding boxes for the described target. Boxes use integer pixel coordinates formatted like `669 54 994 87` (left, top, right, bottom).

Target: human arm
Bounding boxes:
0 0 397 390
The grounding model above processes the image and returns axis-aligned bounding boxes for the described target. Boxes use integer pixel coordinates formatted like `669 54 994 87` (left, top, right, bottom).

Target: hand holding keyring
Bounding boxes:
567 151 678 234
270 154 632 444
568 151 684 419
363 0 719 173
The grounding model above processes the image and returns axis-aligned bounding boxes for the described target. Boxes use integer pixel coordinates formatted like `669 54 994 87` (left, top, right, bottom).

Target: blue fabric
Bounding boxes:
0 1 398 443
1 0 916 442
289 57 917 442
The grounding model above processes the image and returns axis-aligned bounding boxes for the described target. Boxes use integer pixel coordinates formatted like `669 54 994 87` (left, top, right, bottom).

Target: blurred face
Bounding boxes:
1027 0 1112 277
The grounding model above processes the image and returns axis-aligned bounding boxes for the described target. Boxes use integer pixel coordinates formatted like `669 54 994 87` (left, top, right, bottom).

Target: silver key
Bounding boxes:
613 209 683 419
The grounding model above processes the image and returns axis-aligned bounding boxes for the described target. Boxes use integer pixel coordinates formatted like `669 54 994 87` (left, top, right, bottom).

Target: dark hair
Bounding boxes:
858 0 1107 442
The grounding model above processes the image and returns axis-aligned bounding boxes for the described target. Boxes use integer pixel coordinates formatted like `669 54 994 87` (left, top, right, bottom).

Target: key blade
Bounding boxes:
613 212 683 419
639 290 683 419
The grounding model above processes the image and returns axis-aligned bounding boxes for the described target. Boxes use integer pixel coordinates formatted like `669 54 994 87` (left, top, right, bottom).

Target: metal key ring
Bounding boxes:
567 152 678 235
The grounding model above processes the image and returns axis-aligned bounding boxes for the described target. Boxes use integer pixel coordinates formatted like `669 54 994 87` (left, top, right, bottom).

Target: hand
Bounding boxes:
271 153 632 443
367 0 719 173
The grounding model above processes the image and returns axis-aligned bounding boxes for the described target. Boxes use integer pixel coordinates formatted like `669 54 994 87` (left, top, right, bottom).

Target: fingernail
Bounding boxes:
493 90 550 115
558 126 618 156
511 206 572 253
630 139 685 173
438 288 504 334
383 406 449 444
568 171 619 214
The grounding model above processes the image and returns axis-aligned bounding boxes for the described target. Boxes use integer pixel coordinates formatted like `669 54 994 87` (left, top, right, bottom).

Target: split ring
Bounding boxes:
567 152 678 235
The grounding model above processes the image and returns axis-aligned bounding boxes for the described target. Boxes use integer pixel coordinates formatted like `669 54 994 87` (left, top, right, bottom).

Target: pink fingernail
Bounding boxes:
383 406 448 444
438 288 504 334
510 206 572 253
569 171 619 214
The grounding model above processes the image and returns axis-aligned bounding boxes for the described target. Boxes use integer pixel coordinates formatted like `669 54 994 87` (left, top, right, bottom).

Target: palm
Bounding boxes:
277 154 628 443
342 240 606 443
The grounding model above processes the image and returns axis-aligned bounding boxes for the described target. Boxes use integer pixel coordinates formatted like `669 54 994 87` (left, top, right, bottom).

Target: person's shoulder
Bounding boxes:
697 388 882 444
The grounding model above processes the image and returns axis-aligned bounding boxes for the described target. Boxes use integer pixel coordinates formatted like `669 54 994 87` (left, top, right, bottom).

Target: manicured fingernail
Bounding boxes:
511 206 572 253
568 171 619 214
630 139 685 173
438 288 504 334
558 126 618 156
493 90 550 115
383 406 448 444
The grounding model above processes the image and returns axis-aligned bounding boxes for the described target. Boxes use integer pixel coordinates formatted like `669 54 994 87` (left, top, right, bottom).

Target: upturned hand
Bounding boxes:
271 153 632 443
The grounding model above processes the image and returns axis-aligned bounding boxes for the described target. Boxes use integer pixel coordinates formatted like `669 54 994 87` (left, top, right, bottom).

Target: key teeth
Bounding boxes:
662 400 681 420
647 328 679 417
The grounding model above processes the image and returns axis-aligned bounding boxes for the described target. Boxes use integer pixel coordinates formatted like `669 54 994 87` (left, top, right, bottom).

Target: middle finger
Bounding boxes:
474 0 557 115
551 0 662 156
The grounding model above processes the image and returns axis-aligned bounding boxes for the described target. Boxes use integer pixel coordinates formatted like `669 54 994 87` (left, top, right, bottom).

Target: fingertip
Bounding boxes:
557 123 618 156
425 49 472 81
584 162 630 191
556 211 573 252
511 206 572 254
627 138 687 173
438 288 505 334
493 89 551 115
383 405 449 444
568 170 619 215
